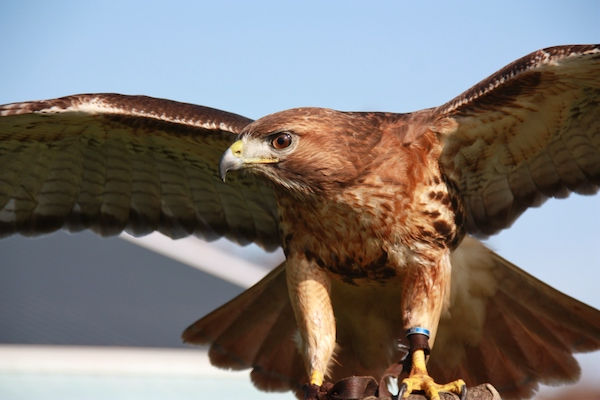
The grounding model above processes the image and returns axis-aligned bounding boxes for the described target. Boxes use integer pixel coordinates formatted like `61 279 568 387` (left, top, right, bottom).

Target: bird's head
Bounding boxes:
219 107 383 194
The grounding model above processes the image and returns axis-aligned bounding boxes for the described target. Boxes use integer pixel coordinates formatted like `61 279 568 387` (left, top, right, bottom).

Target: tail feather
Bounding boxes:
183 263 307 391
208 285 287 369
494 291 581 380
493 299 577 382
250 303 307 392
491 254 600 352
183 263 289 367
431 236 600 399
495 290 568 351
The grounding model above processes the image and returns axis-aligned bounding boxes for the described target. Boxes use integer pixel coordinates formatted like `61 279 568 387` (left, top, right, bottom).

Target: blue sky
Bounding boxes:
0 0 599 395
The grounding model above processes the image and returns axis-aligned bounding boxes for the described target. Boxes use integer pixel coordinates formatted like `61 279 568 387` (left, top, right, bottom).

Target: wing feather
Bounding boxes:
0 93 281 249
100 125 134 234
436 44 600 235
127 142 161 235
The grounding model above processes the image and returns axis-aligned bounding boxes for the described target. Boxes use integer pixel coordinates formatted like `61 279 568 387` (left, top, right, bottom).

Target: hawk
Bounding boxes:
0 45 599 399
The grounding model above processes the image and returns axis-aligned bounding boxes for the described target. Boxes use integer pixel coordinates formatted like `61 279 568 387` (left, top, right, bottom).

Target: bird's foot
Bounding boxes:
399 349 466 400
398 374 466 400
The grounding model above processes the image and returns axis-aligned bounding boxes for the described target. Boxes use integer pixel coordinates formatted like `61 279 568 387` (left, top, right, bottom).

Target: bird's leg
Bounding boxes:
398 254 465 399
286 254 336 389
398 331 466 400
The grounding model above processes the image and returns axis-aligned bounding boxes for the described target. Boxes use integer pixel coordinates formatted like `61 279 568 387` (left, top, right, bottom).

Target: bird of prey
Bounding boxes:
0 44 599 400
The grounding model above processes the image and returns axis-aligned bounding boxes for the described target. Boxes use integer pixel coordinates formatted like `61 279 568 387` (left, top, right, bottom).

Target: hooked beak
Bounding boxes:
219 139 280 182
219 140 244 181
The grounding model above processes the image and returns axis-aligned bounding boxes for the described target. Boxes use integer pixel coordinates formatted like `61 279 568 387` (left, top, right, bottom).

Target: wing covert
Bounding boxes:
434 45 600 236
0 93 281 250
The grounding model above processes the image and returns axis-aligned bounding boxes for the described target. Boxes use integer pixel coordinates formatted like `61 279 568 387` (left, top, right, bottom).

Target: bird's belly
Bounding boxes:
278 195 426 285
292 215 416 285
304 246 400 284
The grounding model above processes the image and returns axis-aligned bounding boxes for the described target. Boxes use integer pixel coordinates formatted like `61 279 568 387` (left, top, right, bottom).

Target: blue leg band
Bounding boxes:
406 327 430 338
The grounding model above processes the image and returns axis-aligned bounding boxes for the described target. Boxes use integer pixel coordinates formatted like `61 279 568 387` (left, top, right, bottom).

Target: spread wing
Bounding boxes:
435 44 600 236
0 93 281 250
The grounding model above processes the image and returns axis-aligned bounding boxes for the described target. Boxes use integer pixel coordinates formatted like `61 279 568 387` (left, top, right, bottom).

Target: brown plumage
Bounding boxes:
0 44 599 399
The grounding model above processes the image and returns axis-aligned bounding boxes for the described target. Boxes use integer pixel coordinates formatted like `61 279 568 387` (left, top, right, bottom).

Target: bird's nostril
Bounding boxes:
230 140 244 157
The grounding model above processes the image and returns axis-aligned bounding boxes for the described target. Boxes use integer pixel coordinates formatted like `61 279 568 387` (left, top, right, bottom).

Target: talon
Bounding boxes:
460 384 467 400
399 349 466 400
397 382 408 399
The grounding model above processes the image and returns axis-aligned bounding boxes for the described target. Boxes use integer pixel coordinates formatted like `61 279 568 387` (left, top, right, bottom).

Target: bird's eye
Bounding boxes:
271 132 293 150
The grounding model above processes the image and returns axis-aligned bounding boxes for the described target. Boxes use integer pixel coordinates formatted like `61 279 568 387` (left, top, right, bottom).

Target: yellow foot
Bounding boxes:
310 370 324 386
399 374 466 400
399 349 466 400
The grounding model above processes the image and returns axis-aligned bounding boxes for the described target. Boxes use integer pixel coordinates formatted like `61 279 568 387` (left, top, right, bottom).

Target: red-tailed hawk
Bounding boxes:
0 45 598 399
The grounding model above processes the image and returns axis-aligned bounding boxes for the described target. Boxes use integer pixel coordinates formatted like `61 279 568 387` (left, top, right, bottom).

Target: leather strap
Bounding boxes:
303 376 378 400
407 333 431 355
